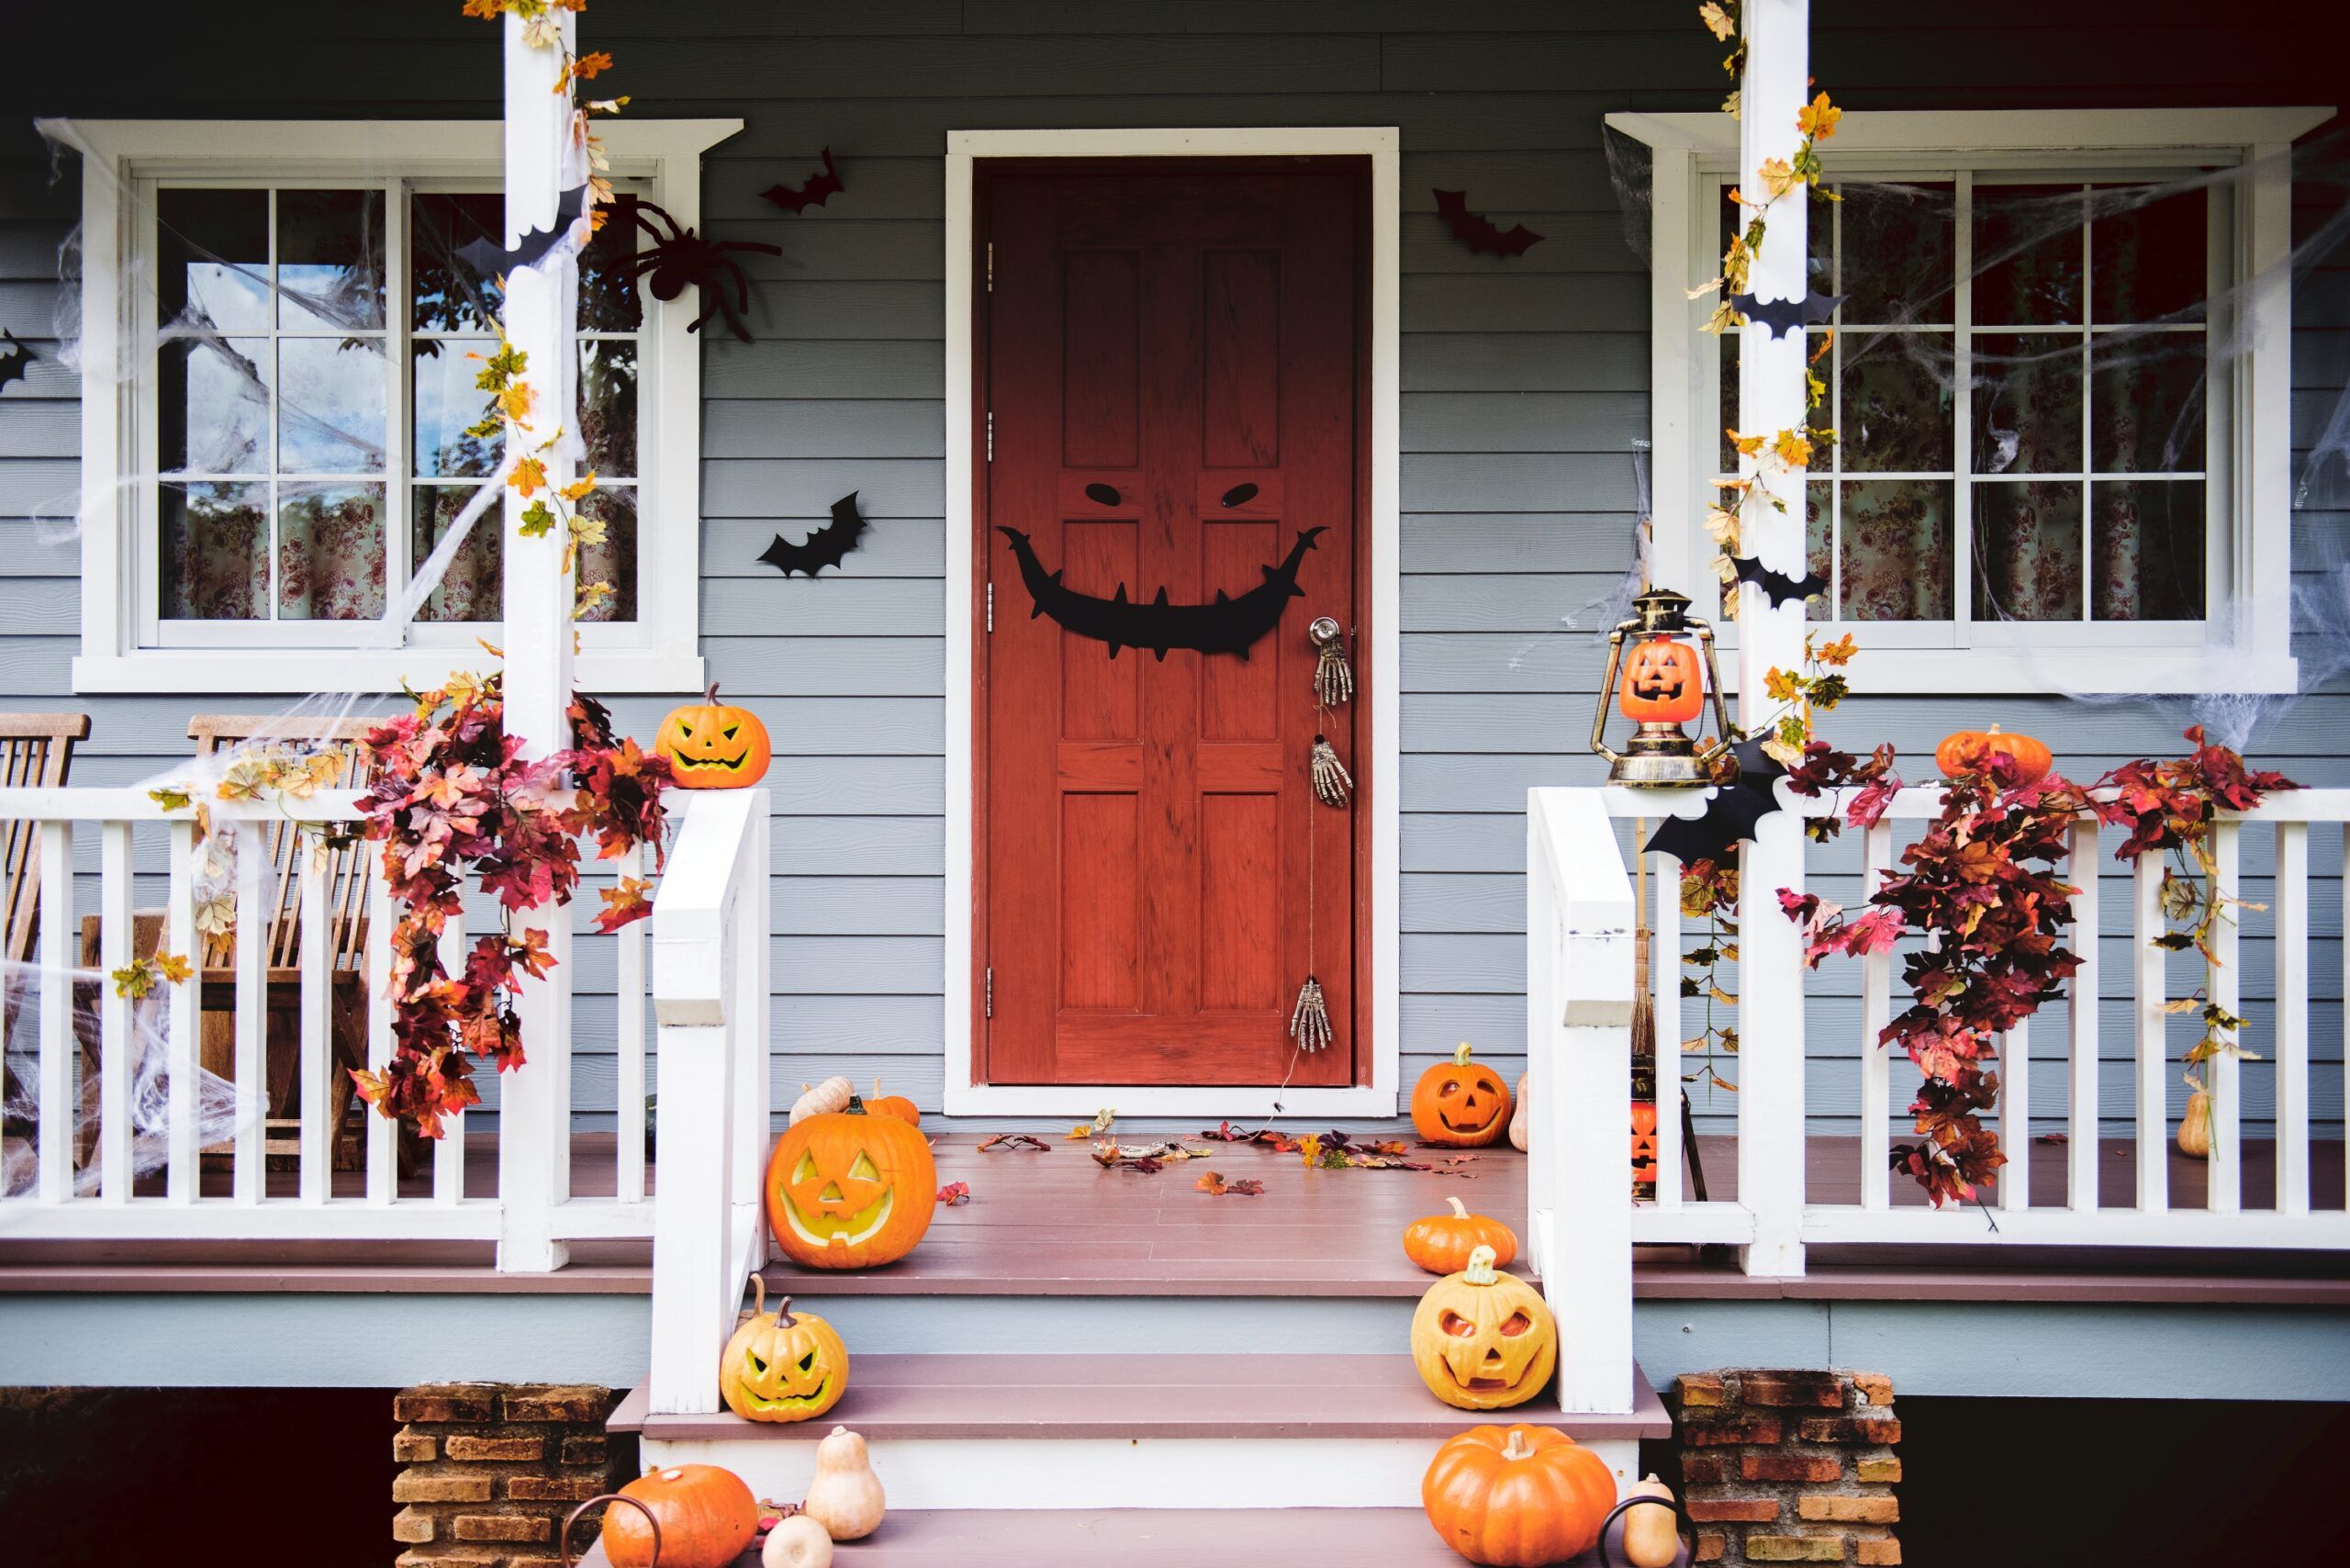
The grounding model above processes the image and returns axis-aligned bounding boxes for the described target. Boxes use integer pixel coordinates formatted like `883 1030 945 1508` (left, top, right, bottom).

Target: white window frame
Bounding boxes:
49 118 742 694
1606 106 2330 695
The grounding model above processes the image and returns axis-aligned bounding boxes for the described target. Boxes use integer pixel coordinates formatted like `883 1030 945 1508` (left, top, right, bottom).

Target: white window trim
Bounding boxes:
940 126 1402 1118
46 117 742 695
1606 106 2331 696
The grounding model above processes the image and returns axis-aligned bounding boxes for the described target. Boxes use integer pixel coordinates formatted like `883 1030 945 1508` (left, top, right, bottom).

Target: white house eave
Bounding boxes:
34 117 747 167
1605 106 2335 158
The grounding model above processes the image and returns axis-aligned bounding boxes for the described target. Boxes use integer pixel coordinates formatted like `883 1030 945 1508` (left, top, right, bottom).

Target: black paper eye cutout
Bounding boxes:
1220 483 1259 509
1085 483 1122 507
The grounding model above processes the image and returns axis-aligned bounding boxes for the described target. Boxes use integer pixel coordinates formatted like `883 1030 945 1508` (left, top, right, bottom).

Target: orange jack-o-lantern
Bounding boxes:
719 1278 849 1423
655 683 772 789
1630 1101 1660 1187
1410 1245 1559 1412
765 1096 937 1271
1412 1042 1513 1148
1617 635 1705 726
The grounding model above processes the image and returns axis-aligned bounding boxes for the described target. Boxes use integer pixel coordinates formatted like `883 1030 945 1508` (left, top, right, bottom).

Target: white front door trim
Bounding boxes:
941 126 1401 1118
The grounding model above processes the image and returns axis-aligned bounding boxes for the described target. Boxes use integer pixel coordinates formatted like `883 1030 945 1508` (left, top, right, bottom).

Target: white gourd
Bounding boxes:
800 1426 886 1541
761 1515 833 1568
1507 1073 1529 1151
1621 1473 1681 1568
789 1076 855 1126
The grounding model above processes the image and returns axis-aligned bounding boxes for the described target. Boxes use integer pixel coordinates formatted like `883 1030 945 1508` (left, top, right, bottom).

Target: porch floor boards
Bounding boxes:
2 1134 2344 1301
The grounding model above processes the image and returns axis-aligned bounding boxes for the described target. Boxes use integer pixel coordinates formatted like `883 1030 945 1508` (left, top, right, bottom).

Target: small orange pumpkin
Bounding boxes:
655 682 772 789
599 1463 759 1568
1617 635 1705 725
1404 1195 1519 1276
1422 1423 1617 1566
867 1079 921 1126
1411 1042 1512 1148
765 1096 937 1270
718 1278 849 1423
1933 723 2051 787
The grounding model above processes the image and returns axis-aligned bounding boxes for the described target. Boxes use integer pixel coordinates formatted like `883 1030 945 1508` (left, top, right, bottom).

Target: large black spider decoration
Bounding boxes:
627 200 779 342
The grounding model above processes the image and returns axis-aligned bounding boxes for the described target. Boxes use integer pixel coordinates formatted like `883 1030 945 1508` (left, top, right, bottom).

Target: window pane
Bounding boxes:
1973 334 2082 474
410 485 502 622
276 483 386 621
579 340 638 477
1806 480 1831 605
2090 338 2206 474
411 192 505 334
278 337 386 473
1841 333 1953 473
2092 480 2203 620
414 338 501 478
157 189 269 332
1842 481 1953 622
278 189 385 330
579 196 643 332
1840 181 1953 325
576 486 639 623
2092 185 2207 324
1974 184 2084 327
1973 481 2082 622
162 336 270 475
161 481 268 620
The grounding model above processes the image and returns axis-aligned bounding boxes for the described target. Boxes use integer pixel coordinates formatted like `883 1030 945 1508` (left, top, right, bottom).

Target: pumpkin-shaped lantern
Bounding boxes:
1421 1423 1617 1566
655 682 773 789
1411 1245 1558 1411
1592 587 1732 788
1630 1102 1661 1191
719 1278 849 1423
765 1096 938 1270
1411 1042 1513 1148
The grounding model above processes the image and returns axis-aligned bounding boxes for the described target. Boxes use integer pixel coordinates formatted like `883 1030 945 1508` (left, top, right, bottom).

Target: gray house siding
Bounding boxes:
0 3 2340 1143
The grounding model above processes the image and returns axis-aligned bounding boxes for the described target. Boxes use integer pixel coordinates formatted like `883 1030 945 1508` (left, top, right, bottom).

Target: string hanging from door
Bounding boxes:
1291 616 1354 1053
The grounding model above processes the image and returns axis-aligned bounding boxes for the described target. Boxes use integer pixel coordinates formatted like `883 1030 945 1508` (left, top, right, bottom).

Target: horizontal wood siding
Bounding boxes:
0 2 2339 1137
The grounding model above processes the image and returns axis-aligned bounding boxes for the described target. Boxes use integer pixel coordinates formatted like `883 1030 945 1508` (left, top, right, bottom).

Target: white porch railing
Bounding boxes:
1531 783 2350 1413
0 785 663 1260
644 787 771 1417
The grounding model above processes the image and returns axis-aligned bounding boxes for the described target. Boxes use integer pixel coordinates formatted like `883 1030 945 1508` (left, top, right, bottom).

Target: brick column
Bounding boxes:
1668 1370 1901 1566
392 1383 622 1568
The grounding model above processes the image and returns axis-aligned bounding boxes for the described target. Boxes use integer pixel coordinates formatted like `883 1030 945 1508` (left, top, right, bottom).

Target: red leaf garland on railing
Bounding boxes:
350 672 672 1137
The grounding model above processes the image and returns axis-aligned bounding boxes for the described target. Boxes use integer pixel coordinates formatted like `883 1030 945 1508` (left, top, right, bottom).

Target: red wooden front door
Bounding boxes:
977 159 1367 1088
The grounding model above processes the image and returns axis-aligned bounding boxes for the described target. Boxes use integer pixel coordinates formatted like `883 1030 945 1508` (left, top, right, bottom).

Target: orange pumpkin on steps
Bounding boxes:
765 1096 937 1270
1412 1042 1512 1148
1933 724 2051 787
655 683 772 789
1422 1423 1617 1566
594 1463 759 1568
1404 1195 1519 1275
866 1080 921 1126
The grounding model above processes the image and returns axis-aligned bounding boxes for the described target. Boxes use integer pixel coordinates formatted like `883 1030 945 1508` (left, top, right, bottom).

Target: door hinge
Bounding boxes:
986 409 994 462
984 967 993 1017
986 241 994 293
986 581 994 633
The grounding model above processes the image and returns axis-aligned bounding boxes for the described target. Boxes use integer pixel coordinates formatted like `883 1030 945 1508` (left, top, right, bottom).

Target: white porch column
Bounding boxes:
496 8 580 1272
1733 0 1810 1279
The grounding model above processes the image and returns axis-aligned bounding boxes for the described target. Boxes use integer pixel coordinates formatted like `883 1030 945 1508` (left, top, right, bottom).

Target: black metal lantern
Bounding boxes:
1591 587 1734 789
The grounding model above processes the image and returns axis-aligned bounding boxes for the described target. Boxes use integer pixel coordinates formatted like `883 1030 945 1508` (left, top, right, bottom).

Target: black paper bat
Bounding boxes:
1644 738 1788 868
1729 554 1830 609
762 149 845 214
456 185 588 279
0 331 28 394
997 525 1323 661
1432 189 1544 258
1729 287 1845 341
759 491 869 577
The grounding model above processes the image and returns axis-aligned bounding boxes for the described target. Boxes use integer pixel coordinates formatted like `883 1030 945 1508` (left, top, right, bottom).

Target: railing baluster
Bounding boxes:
2207 822 2242 1212
297 835 330 1204
37 820 73 1204
2132 850 2168 1212
365 849 395 1205
97 820 133 1203
434 912 467 1205
2276 822 2311 1215
1651 848 1684 1210
233 821 267 1203
165 818 200 1203
1998 1018 2030 1212
1860 822 1892 1211
2067 818 2100 1212
617 840 647 1207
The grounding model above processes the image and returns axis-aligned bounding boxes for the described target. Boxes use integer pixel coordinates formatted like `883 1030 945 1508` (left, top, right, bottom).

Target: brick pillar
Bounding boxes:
1668 1370 1901 1566
392 1383 622 1568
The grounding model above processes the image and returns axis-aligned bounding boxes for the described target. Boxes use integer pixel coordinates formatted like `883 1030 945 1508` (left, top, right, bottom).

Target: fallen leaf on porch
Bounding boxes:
1201 1120 1250 1142
936 1182 970 1205
2034 1132 2068 1145
977 1133 1050 1153
1091 1138 1208 1171
1091 1108 1117 1132
1195 1171 1265 1196
1066 1125 1093 1139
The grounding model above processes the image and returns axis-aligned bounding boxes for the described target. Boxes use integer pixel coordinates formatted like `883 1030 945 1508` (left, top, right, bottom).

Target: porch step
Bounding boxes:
574 1508 1624 1564
612 1354 1667 1510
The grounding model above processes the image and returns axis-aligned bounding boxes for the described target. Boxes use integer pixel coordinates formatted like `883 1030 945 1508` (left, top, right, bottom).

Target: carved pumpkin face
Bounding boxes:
719 1285 849 1423
1411 1042 1512 1148
1410 1246 1558 1412
1630 1101 1660 1185
1617 635 1705 725
655 683 772 789
765 1099 937 1270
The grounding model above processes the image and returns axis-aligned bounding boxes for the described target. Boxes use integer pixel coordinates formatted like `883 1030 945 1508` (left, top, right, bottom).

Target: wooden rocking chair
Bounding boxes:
0 713 91 1154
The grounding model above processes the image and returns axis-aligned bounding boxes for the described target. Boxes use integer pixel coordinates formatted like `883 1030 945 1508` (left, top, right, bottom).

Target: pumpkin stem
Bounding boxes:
1445 1195 1470 1219
1463 1244 1499 1285
1501 1428 1534 1462
776 1294 797 1328
845 1095 868 1116
748 1274 767 1320
703 681 721 705
1452 1041 1475 1067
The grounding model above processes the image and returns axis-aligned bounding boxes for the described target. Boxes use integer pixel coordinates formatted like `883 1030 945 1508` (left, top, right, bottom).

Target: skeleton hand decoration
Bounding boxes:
1291 975 1333 1053
1310 734 1353 809
1309 616 1354 709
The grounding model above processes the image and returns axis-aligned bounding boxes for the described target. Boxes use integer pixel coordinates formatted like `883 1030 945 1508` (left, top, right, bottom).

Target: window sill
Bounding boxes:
1826 644 2298 697
73 648 707 697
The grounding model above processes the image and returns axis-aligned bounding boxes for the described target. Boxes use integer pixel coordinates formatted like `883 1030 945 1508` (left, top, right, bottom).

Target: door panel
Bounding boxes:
979 159 1365 1088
